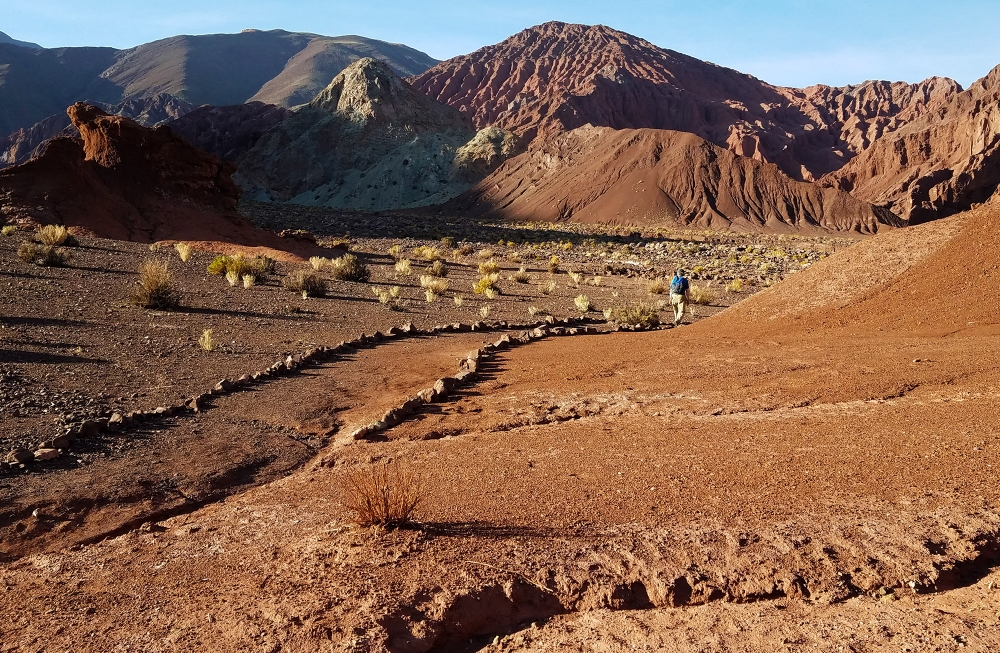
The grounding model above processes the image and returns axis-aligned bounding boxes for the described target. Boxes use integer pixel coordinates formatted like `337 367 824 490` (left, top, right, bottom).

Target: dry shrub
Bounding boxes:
329 254 370 282
420 275 449 295
174 242 192 262
478 259 500 276
242 274 256 288
1 225 17 236
225 270 239 286
453 295 464 307
608 303 660 328
473 274 500 297
36 224 77 246
510 267 530 283
395 259 412 275
425 259 448 277
454 243 474 257
726 278 745 293
199 329 216 352
283 269 327 297
340 460 427 528
567 270 583 287
574 294 591 312
689 285 717 305
18 242 68 267
540 279 557 295
309 256 329 271
388 244 403 260
647 278 667 295
548 255 560 274
412 245 443 262
589 276 603 286
479 304 491 318
476 248 495 259
372 285 404 310
207 254 255 278
132 260 180 310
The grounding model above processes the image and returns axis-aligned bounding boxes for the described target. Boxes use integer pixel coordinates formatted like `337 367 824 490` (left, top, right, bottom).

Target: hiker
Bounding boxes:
669 268 690 326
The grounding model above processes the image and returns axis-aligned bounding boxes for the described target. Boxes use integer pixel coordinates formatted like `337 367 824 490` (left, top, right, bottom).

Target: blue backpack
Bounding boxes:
670 276 688 295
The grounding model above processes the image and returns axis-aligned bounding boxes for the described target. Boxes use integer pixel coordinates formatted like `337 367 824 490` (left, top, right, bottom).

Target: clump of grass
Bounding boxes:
1 225 17 236
454 243 474 257
473 274 500 298
574 294 591 312
242 274 256 288
589 276 603 286
395 259 412 276
478 259 500 276
131 260 180 310
412 245 444 262
479 305 491 319
647 278 667 295
726 278 745 293
174 242 192 262
207 254 256 278
476 248 495 259
453 295 464 307
283 269 327 297
199 329 216 352
254 256 276 277
372 285 404 310
388 244 403 260
225 270 239 286
689 285 717 305
36 224 77 247
420 275 449 295
309 256 328 271
18 242 69 267
607 303 660 328
567 271 583 287
548 255 560 274
425 259 448 278
440 236 455 248
340 460 427 528
509 267 530 283
329 254 370 282
540 280 556 295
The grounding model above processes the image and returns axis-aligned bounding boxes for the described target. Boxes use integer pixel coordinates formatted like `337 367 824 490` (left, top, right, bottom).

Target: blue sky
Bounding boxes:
4 0 999 88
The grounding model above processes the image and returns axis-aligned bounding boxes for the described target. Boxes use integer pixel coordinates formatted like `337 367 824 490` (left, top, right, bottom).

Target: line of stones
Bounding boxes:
348 321 603 440
1 316 601 473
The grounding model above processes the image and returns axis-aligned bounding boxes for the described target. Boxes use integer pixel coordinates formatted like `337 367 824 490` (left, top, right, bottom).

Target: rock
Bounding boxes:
459 358 478 373
108 412 124 431
433 378 458 397
214 379 234 393
400 322 416 334
186 395 205 413
417 388 437 403
34 448 59 461
7 449 34 464
51 434 73 449
455 370 474 383
401 397 425 413
79 420 102 437
386 326 402 336
381 408 404 427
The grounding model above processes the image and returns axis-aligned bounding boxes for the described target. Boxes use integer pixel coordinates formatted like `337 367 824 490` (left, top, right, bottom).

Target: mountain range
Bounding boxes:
1 21 999 234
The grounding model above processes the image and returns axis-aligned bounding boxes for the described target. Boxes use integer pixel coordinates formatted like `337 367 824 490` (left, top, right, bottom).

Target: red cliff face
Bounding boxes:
409 22 960 183
0 103 254 243
821 65 1000 223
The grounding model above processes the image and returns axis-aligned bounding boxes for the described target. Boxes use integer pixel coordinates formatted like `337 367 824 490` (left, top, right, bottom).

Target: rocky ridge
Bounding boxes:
409 21 960 182
452 125 900 233
236 58 522 211
166 102 294 163
821 64 1000 222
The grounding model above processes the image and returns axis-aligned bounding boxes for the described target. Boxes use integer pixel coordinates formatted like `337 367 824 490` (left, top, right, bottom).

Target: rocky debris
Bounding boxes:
453 126 900 233
0 94 196 169
409 21 959 183
236 58 522 211
166 102 293 163
822 64 1000 223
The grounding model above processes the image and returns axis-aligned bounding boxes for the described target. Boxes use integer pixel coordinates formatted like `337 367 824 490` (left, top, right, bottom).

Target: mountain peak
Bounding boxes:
0 31 42 49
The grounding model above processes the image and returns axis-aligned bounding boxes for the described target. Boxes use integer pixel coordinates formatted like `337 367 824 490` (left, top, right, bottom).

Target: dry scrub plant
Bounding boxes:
420 275 449 302
225 270 240 286
395 259 412 276
174 242 192 262
340 460 427 528
309 256 329 271
478 259 500 276
199 328 216 352
283 269 327 298
329 254 370 282
548 255 560 274
412 245 444 262
479 304 491 319
207 254 257 279
510 267 530 283
36 224 77 246
242 274 256 288
18 242 68 267
132 260 180 310
726 278 745 293
425 260 448 278
689 285 716 305
453 295 464 307
647 278 666 295
388 244 403 260
473 274 500 299
372 285 404 310
1 225 17 236
574 294 592 312
540 280 556 295
607 303 660 328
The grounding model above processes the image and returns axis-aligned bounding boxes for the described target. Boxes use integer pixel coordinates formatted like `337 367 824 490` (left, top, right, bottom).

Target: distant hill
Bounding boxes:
0 31 41 49
0 29 437 135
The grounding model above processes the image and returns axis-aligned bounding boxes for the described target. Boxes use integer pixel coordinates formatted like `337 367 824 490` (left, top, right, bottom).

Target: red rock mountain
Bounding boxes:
451 126 899 233
410 22 960 182
0 103 270 244
821 65 1000 223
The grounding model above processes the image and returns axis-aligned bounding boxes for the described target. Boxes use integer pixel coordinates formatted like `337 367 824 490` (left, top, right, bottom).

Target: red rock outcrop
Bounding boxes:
409 22 960 182
0 103 270 244
821 65 1000 222
450 126 900 233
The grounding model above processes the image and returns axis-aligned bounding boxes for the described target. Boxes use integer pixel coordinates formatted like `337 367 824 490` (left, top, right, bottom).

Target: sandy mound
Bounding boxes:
451 125 899 233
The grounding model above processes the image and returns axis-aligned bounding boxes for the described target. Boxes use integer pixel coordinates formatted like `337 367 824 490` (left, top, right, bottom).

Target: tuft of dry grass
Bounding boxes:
225 270 239 286
309 256 329 271
453 243 474 257
478 259 500 276
589 276 603 286
131 260 180 310
388 244 403 260
647 278 667 295
453 295 464 307
479 304 491 319
329 254 370 282
420 275 449 295
36 224 77 246
476 248 495 259
372 285 404 310
473 274 500 298
726 278 744 293
395 259 412 276
174 242 192 262
412 245 444 262
1 225 17 236
199 329 216 352
340 460 427 528
283 269 327 297
574 294 591 312
548 255 560 274
567 270 583 287
509 267 530 283
689 285 716 305
425 259 448 278
540 279 557 295
207 254 255 278
18 242 69 267
607 303 660 328
242 274 256 288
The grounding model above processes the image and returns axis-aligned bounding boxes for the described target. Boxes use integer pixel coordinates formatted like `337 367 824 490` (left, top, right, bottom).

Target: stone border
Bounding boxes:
1 317 606 473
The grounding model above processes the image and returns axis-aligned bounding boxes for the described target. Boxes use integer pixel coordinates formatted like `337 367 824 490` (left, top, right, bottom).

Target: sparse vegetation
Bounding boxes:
225 270 240 286
412 245 444 262
453 295 464 307
388 244 403 260
425 259 448 277
478 259 500 276
574 294 592 312
540 280 557 295
372 285 404 310
309 256 328 271
174 242 192 262
567 270 583 287
689 285 717 305
420 275 449 296
588 276 603 286
454 243 474 257
199 329 216 352
440 236 454 248
480 304 491 319
18 242 69 267
1 225 17 236
283 269 327 297
548 255 560 274
726 278 745 293
647 278 667 295
395 259 412 276
207 254 256 279
329 254 370 282
36 224 77 247
473 274 500 298
242 274 256 288
607 303 660 328
340 460 427 528
131 260 180 310
476 248 495 259
510 267 530 283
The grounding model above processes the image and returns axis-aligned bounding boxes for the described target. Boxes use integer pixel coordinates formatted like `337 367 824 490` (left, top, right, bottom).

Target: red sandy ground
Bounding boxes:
1 205 999 651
